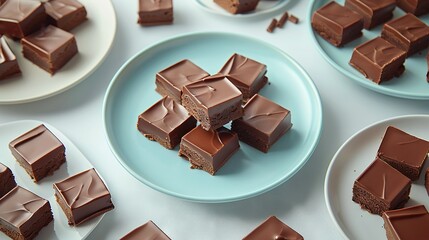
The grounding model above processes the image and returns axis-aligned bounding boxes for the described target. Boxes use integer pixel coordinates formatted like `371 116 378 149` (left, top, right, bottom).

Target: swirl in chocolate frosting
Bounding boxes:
44 0 81 19
146 96 190 131
219 53 267 86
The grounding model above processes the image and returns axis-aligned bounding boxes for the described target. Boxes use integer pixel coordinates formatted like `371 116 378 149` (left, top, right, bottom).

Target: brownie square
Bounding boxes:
120 220 171 240
138 0 173 26
137 96 197 149
311 1 364 47
0 186 53 240
377 126 429 181
53 168 114 226
155 59 210 103
382 205 429 240
181 76 243 131
0 37 21 80
352 158 411 216
243 216 303 240
44 0 87 31
9 124 66 183
345 0 396 29
0 163 16 198
21 25 78 74
231 94 292 153
381 13 429 57
179 126 239 175
213 0 260 14
218 53 268 102
397 0 429 16
0 0 46 39
349 37 406 84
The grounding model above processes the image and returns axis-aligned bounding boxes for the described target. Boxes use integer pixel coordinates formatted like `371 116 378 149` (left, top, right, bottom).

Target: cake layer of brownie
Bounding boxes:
377 126 429 181
138 0 173 26
0 0 46 39
137 96 197 149
397 0 429 16
0 37 20 80
381 13 429 57
0 186 53 240
21 25 78 74
352 158 411 216
44 0 87 31
218 53 268 102
9 124 66 182
155 59 209 103
213 0 260 14
179 126 239 175
231 94 292 153
345 0 396 29
0 163 16 198
311 1 364 47
181 76 243 130
120 220 171 240
382 205 429 240
243 216 303 240
349 37 406 84
53 168 114 226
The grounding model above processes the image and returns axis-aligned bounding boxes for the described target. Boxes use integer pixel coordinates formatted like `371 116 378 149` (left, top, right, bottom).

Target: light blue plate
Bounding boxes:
103 32 322 203
308 0 429 100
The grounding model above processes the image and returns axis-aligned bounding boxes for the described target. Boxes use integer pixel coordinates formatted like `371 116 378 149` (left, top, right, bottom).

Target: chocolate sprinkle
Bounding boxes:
267 18 278 33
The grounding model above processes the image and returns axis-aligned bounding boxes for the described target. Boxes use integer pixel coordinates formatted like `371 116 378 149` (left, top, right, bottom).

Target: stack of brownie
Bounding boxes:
312 0 429 85
352 125 429 239
0 0 88 80
137 53 292 175
0 124 114 240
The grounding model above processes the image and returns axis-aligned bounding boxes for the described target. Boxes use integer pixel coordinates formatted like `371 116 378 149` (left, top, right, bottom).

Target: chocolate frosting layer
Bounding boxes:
22 25 74 54
243 216 303 240
384 13 429 42
383 205 429 238
315 2 363 33
355 158 411 203
44 0 84 19
218 53 266 87
0 37 16 63
0 186 48 227
183 126 236 155
350 0 396 10
0 0 42 21
357 37 405 67
378 126 429 167
120 221 171 240
139 0 172 11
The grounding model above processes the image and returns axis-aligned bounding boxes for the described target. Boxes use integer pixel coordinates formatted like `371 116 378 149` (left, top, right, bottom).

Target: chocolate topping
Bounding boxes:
219 53 267 88
384 14 429 42
139 0 171 11
359 38 404 67
315 2 363 34
22 25 75 54
345 0 395 29
183 126 235 155
120 221 171 240
44 0 83 19
243 216 303 240
383 205 429 239
0 0 42 22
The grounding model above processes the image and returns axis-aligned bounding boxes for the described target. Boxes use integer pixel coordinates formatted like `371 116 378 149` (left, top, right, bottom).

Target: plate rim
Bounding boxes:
192 0 290 18
102 31 323 203
0 0 117 105
324 114 429 239
307 0 429 100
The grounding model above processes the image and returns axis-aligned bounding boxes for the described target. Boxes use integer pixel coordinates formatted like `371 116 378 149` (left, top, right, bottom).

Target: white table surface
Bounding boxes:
1 0 429 239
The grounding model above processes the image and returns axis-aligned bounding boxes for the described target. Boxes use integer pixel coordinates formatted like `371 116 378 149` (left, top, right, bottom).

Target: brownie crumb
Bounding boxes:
267 18 278 33
277 11 289 28
289 14 299 24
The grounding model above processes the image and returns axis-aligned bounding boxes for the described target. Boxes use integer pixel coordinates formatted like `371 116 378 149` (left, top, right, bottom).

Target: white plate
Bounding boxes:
194 0 290 17
0 0 116 104
0 120 106 239
325 115 429 240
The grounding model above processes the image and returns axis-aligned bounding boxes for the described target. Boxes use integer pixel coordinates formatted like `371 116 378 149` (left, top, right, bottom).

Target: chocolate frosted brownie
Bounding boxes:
137 96 197 149
352 158 411 216
382 205 429 240
243 216 304 240
181 76 243 130
53 168 114 226
155 59 210 103
0 186 53 240
179 126 239 175
0 37 20 80
9 124 66 182
231 94 292 153
0 0 46 39
345 0 396 29
218 53 268 102
377 126 429 181
397 0 429 16
0 163 16 198
120 220 171 240
349 37 406 84
44 0 87 31
311 1 364 47
214 0 260 14
381 13 429 57
138 0 173 26
22 25 78 74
